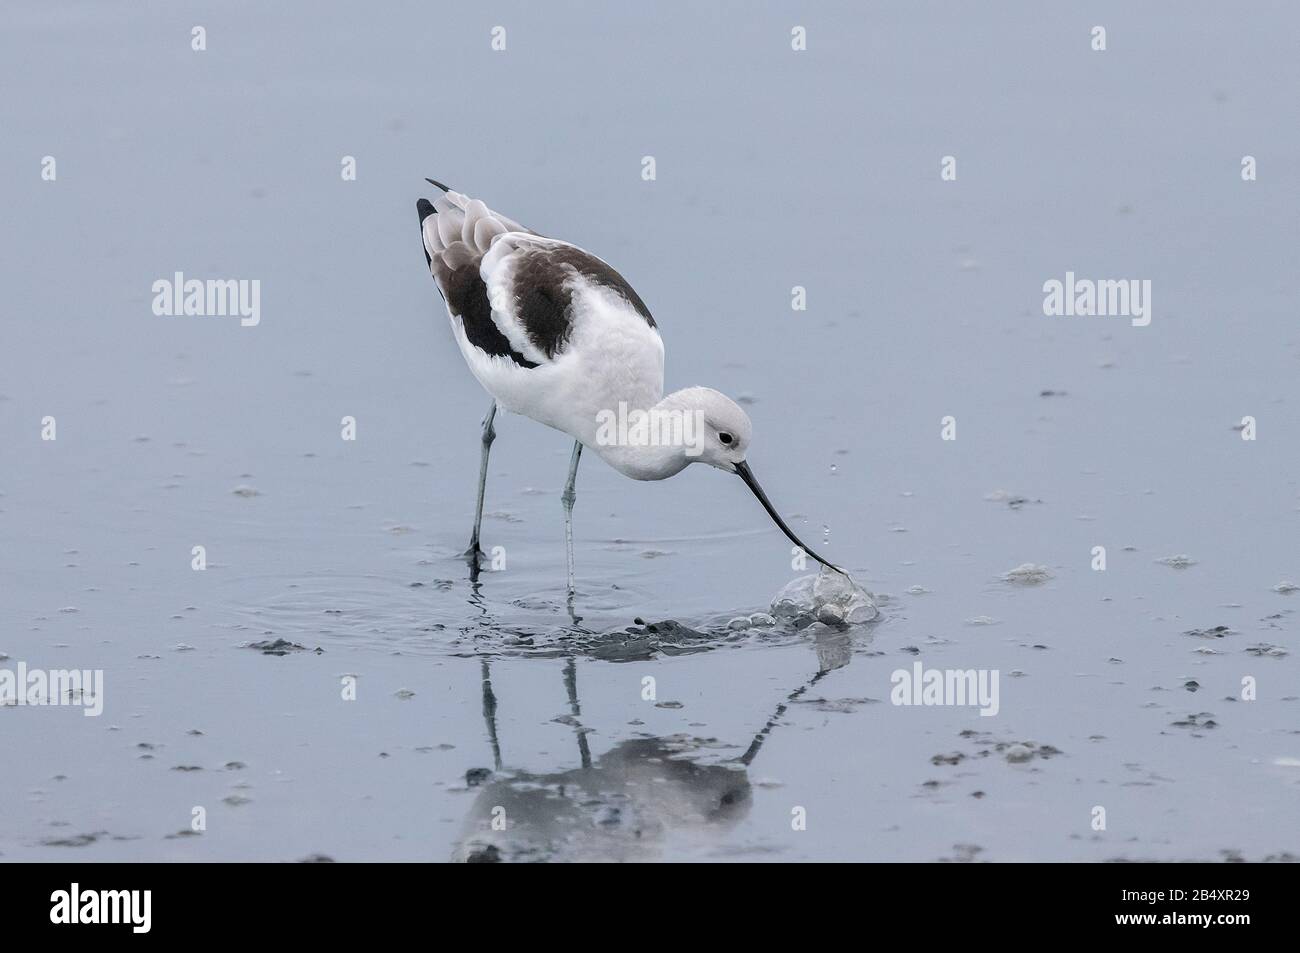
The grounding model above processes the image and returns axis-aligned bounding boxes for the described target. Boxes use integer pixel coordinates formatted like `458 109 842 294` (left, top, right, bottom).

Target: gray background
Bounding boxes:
1 1 1297 861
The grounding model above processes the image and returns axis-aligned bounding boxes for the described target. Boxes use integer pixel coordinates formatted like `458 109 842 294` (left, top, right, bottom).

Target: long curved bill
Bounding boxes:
734 460 845 575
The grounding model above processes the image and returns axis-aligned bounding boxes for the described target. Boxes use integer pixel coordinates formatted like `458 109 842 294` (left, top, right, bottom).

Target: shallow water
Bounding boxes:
2 0 1298 861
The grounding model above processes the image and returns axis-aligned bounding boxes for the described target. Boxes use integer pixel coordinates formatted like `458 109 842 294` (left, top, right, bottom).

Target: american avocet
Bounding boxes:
415 179 841 598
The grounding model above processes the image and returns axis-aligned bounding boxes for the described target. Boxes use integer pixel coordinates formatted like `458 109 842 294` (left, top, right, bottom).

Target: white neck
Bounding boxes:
590 390 698 481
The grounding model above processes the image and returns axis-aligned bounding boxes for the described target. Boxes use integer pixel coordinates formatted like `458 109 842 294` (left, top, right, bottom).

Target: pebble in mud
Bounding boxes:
985 489 1042 509
1001 563 1052 585
1004 744 1034 763
245 638 321 656
959 733 1062 764
1184 625 1232 639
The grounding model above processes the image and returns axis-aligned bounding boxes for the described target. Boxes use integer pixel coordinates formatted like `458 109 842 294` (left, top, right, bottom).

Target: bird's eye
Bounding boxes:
719 432 733 446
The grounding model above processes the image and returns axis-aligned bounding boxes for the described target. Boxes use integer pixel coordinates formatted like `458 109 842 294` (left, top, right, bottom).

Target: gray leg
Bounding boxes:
467 400 497 566
561 441 582 598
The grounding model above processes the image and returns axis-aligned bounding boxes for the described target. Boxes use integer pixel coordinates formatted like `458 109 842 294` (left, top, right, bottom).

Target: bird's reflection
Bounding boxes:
453 627 857 862
454 734 753 862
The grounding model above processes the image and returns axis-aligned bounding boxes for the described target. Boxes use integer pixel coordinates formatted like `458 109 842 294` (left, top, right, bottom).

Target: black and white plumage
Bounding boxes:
415 180 843 593
418 182 677 478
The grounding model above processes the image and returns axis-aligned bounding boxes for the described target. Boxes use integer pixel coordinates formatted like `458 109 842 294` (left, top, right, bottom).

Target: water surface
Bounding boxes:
1 0 1297 862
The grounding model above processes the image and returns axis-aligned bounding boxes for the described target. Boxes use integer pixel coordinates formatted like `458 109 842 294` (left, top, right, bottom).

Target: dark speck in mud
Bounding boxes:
171 765 202 772
1184 625 1231 639
298 853 335 863
1245 643 1288 658
246 638 322 656
1171 712 1218 730
932 752 966 766
1184 680 1200 692
41 832 103 847
465 767 492 787
960 732 1063 763
941 843 985 863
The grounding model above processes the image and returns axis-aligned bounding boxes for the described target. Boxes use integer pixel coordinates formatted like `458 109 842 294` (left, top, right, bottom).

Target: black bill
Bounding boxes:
734 460 845 575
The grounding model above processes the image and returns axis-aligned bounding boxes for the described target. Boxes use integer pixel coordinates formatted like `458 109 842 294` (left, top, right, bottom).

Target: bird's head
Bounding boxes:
660 386 753 473
662 387 844 575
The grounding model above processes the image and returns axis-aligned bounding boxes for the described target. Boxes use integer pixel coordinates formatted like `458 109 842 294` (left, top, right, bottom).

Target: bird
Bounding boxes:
415 179 841 602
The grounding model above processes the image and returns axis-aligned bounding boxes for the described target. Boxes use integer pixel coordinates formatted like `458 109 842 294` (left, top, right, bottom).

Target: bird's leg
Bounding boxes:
562 657 592 769
481 659 502 771
466 400 497 574
561 440 583 602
